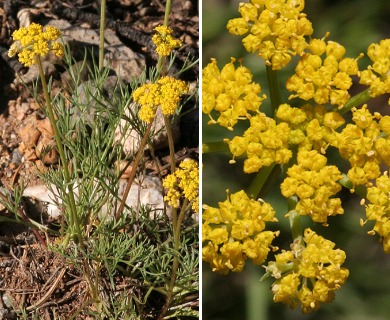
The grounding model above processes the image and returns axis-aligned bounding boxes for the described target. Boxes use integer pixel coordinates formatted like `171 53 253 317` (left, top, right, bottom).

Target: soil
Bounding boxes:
0 0 199 318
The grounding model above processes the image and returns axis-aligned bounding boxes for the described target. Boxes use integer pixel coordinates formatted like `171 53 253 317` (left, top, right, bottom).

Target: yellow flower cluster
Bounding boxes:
266 228 349 313
8 23 64 66
280 150 343 224
226 103 345 174
359 39 390 100
363 173 390 253
202 190 279 275
227 112 292 173
163 159 199 213
226 0 313 70
286 38 361 107
152 25 182 57
275 103 344 152
332 105 390 187
132 76 189 123
202 58 266 130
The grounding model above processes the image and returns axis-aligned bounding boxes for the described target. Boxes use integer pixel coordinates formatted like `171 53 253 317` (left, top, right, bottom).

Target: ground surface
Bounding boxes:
0 0 199 318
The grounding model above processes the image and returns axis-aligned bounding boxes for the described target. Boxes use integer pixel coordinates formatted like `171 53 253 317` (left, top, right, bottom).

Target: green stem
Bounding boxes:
159 198 189 320
157 115 181 319
163 0 172 26
287 197 302 242
202 141 230 154
337 88 371 114
245 164 276 199
247 263 268 320
99 0 106 71
38 57 100 305
37 57 83 247
156 0 172 73
164 115 176 173
266 65 282 115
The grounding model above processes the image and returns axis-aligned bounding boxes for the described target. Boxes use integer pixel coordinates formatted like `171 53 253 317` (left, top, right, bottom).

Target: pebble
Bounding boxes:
12 149 23 165
1 294 12 309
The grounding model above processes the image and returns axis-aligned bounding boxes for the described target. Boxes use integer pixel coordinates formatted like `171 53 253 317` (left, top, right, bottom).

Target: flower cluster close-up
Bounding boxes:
202 57 266 130
280 149 344 224
226 0 313 70
359 39 390 100
265 228 349 313
286 38 362 107
364 172 390 253
202 190 279 275
203 0 390 318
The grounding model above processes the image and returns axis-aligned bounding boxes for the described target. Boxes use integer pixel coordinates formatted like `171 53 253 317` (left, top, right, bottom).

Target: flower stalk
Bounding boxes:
266 65 282 115
37 57 83 247
114 120 154 221
99 0 107 71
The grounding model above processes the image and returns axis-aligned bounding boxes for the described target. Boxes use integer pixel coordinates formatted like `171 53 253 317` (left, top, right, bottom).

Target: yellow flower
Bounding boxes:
132 76 188 123
226 0 313 70
266 229 349 313
163 159 199 213
359 39 390 100
202 190 278 274
202 58 266 130
286 39 362 107
332 105 386 186
276 104 343 153
364 172 390 253
8 22 63 66
227 113 292 173
152 25 182 57
281 150 343 224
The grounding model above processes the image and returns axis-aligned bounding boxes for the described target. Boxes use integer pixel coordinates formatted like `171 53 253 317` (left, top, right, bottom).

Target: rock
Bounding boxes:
35 136 58 164
37 118 54 138
17 61 57 85
22 184 60 219
29 99 41 111
1 294 12 309
71 76 120 125
11 149 23 166
19 123 41 149
22 175 168 220
103 29 146 81
119 176 168 218
114 103 180 156
16 8 32 27
48 20 146 81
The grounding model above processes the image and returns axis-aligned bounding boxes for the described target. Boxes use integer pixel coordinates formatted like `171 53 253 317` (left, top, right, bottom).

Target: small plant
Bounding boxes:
202 0 389 317
2 0 198 318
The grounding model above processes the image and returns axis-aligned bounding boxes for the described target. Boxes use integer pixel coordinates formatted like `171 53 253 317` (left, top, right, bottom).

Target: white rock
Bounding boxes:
22 176 168 220
114 103 180 156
